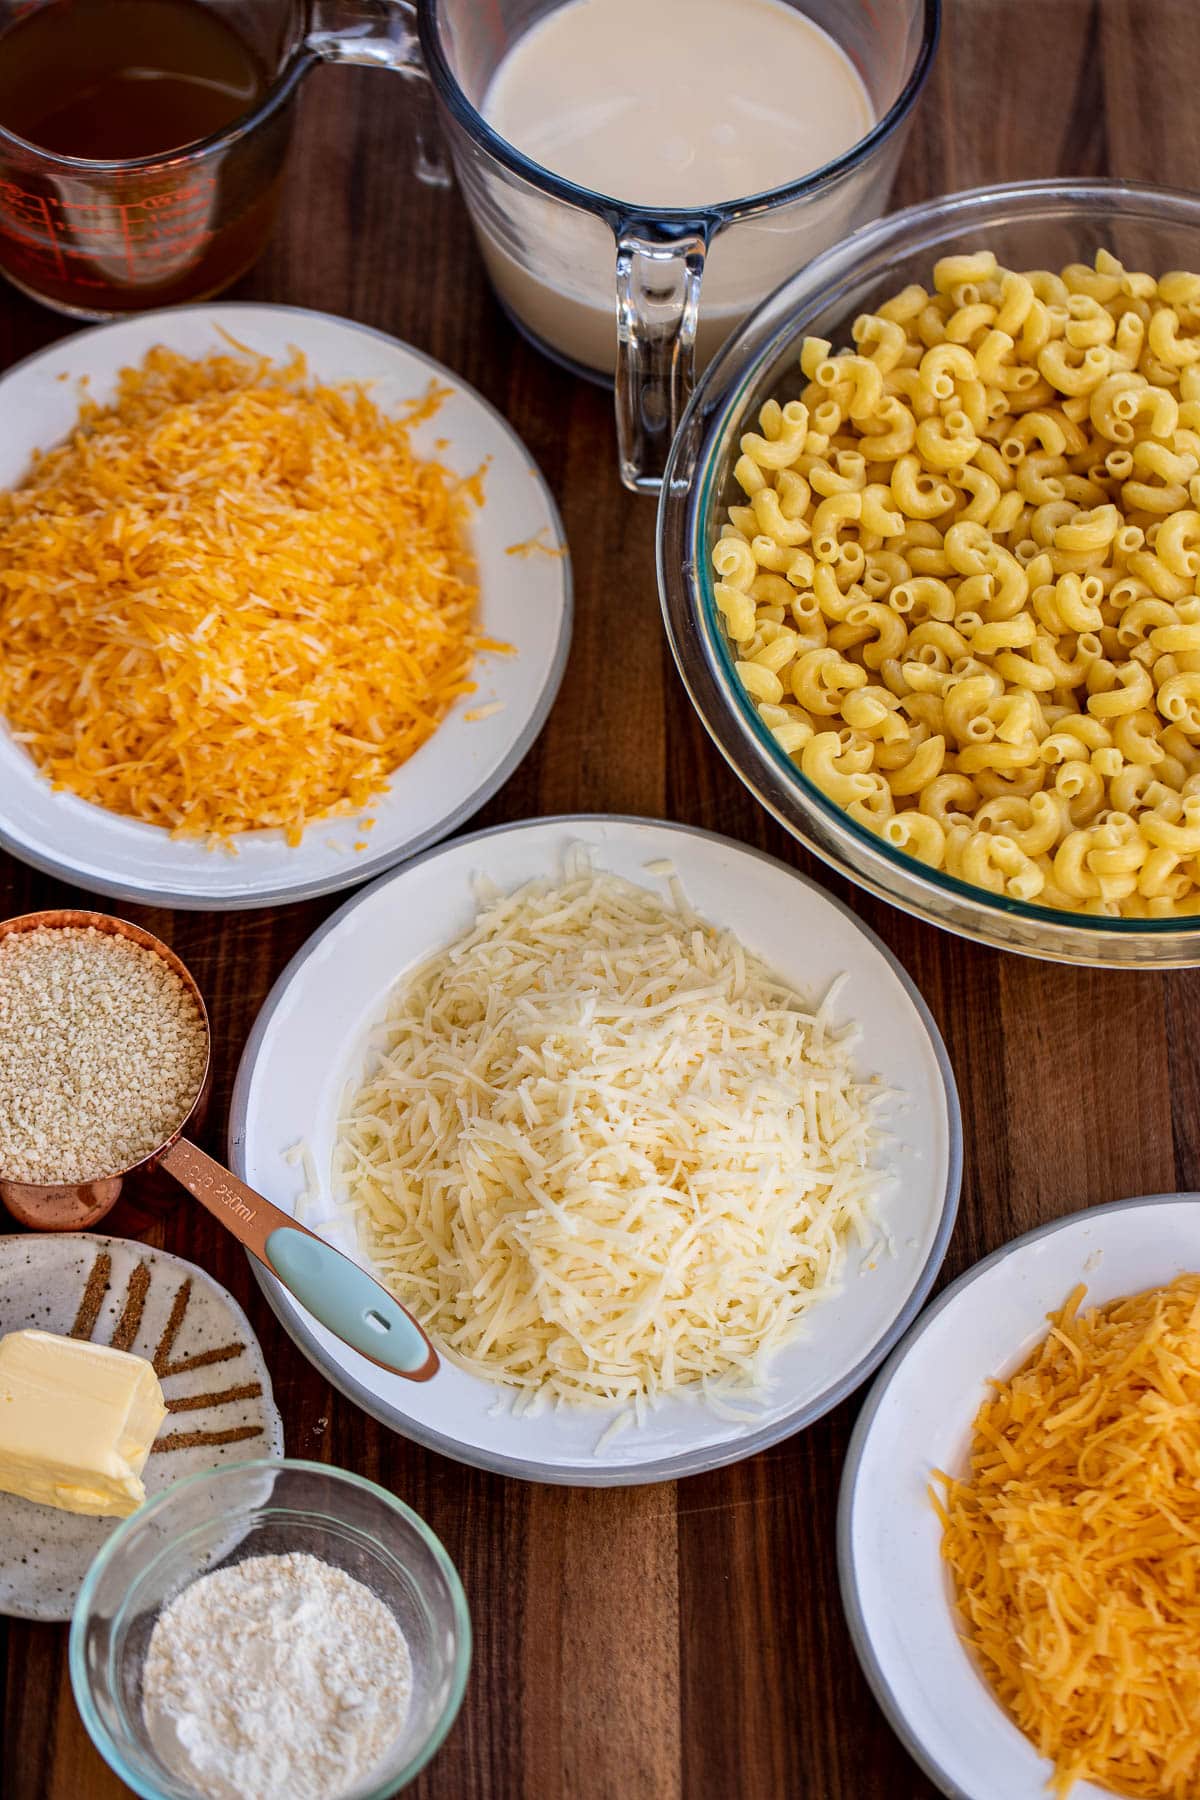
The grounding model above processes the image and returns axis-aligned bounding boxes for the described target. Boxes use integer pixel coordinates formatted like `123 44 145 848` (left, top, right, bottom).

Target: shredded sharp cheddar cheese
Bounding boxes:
934 1276 1200 1800
0 343 496 842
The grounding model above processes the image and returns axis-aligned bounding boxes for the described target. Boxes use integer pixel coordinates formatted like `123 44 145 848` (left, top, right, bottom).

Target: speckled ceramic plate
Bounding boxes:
0 1234 284 1620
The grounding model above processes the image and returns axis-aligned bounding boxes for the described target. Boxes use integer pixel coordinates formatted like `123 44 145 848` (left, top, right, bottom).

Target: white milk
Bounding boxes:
474 0 878 375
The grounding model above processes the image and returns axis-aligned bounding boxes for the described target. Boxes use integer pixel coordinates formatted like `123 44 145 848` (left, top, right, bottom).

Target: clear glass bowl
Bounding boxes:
70 1459 472 1799
658 178 1200 966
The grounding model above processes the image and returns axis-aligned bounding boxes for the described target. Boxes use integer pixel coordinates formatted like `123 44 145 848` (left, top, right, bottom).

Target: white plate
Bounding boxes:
0 304 571 909
838 1192 1200 1800
0 1233 284 1620
230 815 961 1486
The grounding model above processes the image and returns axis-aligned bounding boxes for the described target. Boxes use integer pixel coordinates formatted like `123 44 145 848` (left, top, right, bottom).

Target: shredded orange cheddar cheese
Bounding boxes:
934 1276 1200 1799
0 344 498 842
505 528 566 560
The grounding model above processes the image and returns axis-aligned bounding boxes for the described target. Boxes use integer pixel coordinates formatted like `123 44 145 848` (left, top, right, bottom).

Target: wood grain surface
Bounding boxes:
3 3 1200 1796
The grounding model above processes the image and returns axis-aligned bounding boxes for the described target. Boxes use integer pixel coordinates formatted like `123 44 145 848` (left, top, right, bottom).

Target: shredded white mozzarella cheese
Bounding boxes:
336 857 889 1408
282 1138 321 1223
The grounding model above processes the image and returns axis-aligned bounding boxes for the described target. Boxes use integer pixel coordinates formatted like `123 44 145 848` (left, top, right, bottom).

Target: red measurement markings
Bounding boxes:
0 175 216 284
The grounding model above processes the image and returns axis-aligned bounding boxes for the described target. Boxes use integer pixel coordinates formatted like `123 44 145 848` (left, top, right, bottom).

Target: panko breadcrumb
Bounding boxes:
0 927 208 1183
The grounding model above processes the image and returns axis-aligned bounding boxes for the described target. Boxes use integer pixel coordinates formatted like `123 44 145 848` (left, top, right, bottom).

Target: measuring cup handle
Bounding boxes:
264 1226 438 1380
159 1139 438 1381
615 227 708 496
306 0 451 186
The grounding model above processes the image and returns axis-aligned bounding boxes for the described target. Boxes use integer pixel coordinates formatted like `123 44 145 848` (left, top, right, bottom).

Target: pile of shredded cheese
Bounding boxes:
934 1277 1200 1799
0 342 496 842
337 857 886 1409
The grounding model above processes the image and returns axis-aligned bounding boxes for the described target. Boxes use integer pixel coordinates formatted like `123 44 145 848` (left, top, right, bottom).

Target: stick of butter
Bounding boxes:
0 1329 167 1518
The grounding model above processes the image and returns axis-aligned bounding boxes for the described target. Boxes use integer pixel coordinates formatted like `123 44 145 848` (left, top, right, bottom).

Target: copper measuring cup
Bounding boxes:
0 910 438 1382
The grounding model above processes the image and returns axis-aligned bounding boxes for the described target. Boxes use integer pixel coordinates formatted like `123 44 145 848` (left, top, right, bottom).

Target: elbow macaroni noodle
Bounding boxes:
713 250 1200 918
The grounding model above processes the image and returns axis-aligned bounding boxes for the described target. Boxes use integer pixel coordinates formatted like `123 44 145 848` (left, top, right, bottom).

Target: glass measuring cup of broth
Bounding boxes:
0 0 443 317
414 0 940 491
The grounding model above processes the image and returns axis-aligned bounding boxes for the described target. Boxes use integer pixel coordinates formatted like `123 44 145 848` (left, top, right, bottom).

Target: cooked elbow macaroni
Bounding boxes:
714 249 1200 918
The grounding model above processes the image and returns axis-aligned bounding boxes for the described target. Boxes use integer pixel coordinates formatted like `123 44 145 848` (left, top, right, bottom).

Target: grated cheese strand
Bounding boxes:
0 343 500 843
935 1276 1200 1800
337 857 887 1408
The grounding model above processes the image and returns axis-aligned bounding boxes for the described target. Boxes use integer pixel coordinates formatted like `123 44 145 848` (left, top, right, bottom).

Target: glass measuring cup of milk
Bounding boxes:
0 0 445 318
415 0 939 491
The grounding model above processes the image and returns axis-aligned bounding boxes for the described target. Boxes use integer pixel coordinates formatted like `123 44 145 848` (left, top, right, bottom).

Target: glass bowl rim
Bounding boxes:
68 1455 473 1800
668 175 1200 943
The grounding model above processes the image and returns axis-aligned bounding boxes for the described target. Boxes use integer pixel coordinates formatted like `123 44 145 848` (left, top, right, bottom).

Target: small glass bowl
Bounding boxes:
658 177 1200 966
70 1459 471 1800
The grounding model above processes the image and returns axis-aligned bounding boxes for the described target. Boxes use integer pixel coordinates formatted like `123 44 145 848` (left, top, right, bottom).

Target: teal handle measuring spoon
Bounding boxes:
161 1139 438 1381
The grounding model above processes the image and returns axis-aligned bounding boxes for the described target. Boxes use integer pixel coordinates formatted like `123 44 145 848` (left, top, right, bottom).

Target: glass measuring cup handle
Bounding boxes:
615 226 708 496
305 0 451 186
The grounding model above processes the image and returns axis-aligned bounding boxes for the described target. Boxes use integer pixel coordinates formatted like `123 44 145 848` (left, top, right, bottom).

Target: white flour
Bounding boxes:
142 1551 413 1800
